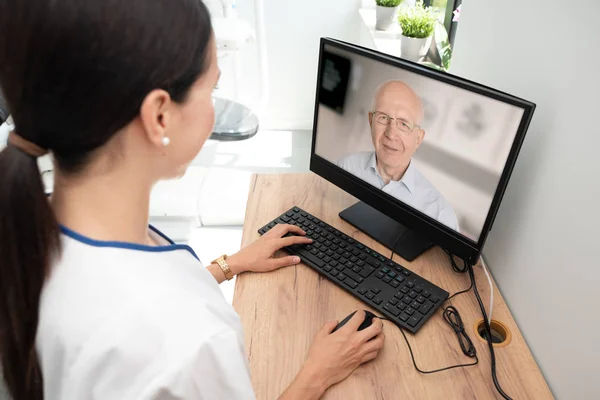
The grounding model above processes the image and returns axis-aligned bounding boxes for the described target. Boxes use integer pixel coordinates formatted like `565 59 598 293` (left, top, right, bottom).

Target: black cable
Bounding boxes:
380 305 478 374
444 248 469 273
468 263 513 400
389 229 407 260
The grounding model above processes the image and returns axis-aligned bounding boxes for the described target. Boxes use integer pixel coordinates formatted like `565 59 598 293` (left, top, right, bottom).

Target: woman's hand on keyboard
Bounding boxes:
227 223 313 275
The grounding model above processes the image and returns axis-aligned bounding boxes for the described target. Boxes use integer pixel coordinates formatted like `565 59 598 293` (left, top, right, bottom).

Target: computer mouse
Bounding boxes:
332 310 377 333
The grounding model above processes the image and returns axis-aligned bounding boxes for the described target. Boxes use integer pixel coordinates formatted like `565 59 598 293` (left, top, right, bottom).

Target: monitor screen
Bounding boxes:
313 41 529 245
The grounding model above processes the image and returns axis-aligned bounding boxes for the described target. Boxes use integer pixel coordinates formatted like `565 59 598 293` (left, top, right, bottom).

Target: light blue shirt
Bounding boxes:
337 152 459 231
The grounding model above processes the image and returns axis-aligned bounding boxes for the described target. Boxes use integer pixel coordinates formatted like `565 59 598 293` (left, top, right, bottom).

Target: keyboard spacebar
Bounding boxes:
288 246 325 268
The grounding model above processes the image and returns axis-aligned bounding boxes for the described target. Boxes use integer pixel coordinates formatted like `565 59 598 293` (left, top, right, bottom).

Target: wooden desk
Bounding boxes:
233 173 553 400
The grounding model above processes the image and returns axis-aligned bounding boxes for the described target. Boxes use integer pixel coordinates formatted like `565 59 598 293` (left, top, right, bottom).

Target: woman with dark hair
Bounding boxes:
0 0 384 399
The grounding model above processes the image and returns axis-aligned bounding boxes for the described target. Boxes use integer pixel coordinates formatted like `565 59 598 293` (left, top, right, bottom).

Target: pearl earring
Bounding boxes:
162 137 170 147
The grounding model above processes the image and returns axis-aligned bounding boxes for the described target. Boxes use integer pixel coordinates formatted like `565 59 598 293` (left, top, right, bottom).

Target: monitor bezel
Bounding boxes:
310 37 536 264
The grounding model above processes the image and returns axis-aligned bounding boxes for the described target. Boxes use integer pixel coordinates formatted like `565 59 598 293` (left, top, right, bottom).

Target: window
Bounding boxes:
424 0 461 48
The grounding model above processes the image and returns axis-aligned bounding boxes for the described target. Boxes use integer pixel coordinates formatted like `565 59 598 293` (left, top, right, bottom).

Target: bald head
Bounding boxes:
371 80 424 125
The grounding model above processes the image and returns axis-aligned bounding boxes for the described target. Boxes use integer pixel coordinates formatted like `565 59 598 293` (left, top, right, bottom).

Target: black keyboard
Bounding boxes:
258 206 449 333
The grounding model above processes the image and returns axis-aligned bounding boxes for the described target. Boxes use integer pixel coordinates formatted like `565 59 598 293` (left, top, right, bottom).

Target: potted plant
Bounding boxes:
375 0 403 31
397 1 437 62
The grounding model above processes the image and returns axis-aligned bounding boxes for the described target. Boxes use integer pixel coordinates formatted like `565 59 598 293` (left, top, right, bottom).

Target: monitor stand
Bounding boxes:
339 201 433 261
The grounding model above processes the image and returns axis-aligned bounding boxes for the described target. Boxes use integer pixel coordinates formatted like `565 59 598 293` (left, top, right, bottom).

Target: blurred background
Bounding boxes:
314 44 524 241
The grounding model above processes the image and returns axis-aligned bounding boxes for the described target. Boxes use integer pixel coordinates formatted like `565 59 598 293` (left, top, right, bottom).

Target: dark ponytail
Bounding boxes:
0 146 60 400
0 0 214 398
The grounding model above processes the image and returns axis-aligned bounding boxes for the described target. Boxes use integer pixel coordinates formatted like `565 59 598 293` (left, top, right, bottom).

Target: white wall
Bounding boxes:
451 1 600 399
223 0 362 130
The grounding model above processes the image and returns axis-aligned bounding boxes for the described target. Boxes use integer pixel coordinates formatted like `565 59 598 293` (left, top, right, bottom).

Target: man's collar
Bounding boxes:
368 152 415 194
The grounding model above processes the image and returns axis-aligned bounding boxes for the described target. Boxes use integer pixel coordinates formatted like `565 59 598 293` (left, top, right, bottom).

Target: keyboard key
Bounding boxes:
344 278 358 289
402 295 412 304
406 307 416 316
329 260 338 268
330 270 338 277
376 272 384 279
388 271 396 278
431 296 440 303
394 292 404 299
384 304 400 316
357 244 364 250
422 290 432 298
372 288 381 294
348 238 355 244
343 270 364 284
352 266 361 273
366 258 380 268
366 292 375 300
373 298 382 305
397 302 407 311
409 315 422 327
359 267 375 278
399 313 409 322
414 286 423 293
352 249 360 256
359 254 367 260
297 250 324 268
382 267 390 274
316 252 325 259
378 256 386 262
357 260 365 267
364 249 371 255
332 254 341 260
300 212 307 217
402 270 411 277
333 239 340 245
416 296 426 304
293 207 300 213
335 264 345 271
395 276 405 283
390 280 400 288
350 256 358 263
323 266 332 272
419 303 433 314
343 251 351 259
286 211 294 217
411 301 421 310
389 297 399 305
323 256 332 263
407 281 415 288
383 276 392 283
409 291 418 299
400 286 410 294
358 288 367 295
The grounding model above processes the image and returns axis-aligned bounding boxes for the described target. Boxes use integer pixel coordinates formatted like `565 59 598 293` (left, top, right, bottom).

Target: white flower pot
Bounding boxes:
375 5 398 31
400 35 433 62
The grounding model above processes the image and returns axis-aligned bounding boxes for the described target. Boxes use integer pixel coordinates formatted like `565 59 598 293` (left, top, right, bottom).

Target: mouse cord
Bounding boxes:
380 304 478 374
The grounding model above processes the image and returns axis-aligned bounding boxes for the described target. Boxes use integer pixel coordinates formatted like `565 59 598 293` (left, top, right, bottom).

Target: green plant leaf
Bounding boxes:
397 1 438 38
433 23 452 71
376 0 402 7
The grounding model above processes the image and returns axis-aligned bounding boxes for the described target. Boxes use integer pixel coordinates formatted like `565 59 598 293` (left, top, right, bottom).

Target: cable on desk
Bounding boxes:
380 305 479 374
468 263 513 400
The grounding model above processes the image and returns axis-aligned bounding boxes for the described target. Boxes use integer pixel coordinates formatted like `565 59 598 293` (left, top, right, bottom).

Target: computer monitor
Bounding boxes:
310 38 535 264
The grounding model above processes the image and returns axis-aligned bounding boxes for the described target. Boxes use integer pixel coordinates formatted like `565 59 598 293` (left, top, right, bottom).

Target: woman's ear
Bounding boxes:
139 89 172 148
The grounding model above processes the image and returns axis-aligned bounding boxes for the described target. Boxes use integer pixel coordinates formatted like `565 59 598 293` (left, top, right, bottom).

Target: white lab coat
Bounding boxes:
36 225 256 400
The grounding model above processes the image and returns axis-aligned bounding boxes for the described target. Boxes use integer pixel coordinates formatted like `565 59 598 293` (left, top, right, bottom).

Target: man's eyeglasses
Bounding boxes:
372 111 420 134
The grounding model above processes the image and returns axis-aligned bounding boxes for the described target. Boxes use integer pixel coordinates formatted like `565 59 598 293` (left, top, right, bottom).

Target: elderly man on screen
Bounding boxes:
336 80 459 231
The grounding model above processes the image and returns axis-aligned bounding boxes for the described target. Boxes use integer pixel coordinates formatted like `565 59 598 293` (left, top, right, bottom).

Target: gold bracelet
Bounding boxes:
212 254 234 281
